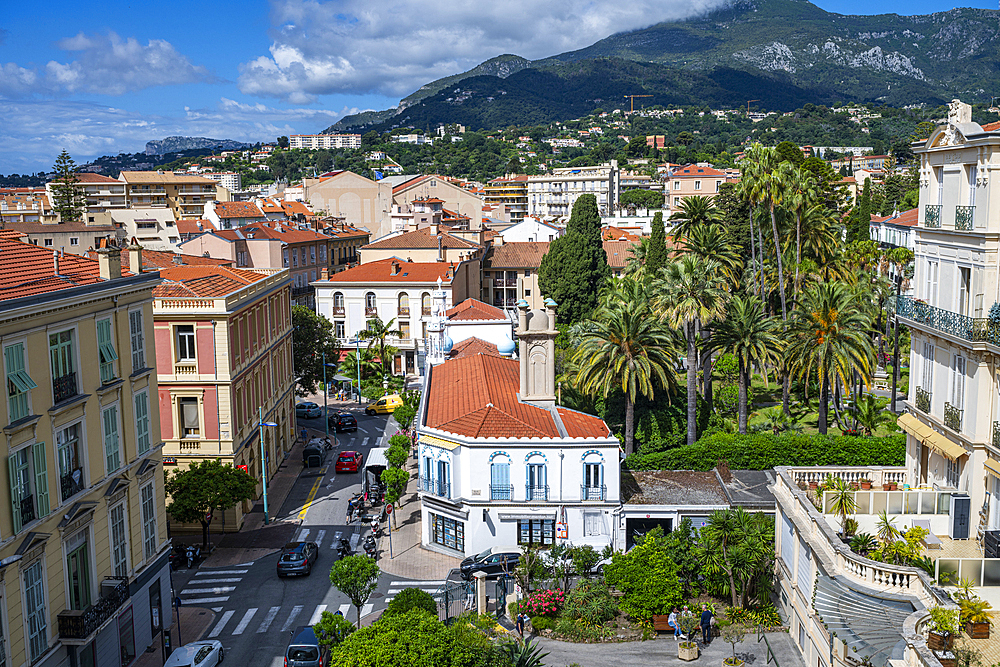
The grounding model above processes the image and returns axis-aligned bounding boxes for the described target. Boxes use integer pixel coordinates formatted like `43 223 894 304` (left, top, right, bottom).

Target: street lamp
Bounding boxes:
257 408 278 525
322 352 338 442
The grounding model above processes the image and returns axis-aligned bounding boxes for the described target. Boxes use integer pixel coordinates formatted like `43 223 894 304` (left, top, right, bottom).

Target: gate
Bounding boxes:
494 577 509 619
435 579 474 624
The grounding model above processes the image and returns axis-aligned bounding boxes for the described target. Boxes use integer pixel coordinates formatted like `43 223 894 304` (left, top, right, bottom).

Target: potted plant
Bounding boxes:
884 482 897 491
934 651 956 667
926 606 959 650
720 622 747 667
678 613 701 661
859 477 872 490
959 598 993 639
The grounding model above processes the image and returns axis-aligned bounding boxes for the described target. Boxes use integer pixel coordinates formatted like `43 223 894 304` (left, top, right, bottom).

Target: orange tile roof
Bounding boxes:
153 265 269 299
871 208 918 227
363 227 480 250
74 173 121 184
215 201 265 219
446 298 508 322
983 121 1000 132
0 239 114 301
671 164 726 178
603 240 634 269
283 201 312 217
177 219 216 235
319 257 455 284
487 242 549 269
0 229 28 239
602 227 643 243
558 406 612 439
83 246 232 270
448 337 501 359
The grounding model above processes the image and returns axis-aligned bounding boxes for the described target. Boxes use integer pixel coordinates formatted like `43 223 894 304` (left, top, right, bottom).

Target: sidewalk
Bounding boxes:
134 606 216 667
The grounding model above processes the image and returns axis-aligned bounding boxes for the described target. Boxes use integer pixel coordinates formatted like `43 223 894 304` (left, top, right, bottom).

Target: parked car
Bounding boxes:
302 443 325 468
276 541 319 577
285 625 329 667
542 546 612 575
460 545 522 580
336 451 363 473
295 402 322 419
164 640 224 667
329 411 357 432
364 394 403 415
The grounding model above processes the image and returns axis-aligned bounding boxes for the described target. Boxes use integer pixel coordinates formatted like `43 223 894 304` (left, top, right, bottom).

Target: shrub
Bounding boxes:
603 528 683 622
530 615 556 631
563 580 618 625
388 434 410 448
393 404 416 429
385 443 408 468
524 589 565 618
725 604 781 628
625 432 905 471
384 587 436 618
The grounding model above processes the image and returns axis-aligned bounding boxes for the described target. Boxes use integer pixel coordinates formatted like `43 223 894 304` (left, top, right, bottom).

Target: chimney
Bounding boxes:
53 251 60 276
128 238 143 274
514 297 558 407
390 260 400 276
96 239 122 280
430 222 439 236
173 254 183 265
320 267 328 280
437 234 444 262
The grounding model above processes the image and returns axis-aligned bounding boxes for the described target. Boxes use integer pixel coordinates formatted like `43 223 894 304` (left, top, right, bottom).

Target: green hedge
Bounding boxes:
624 432 905 471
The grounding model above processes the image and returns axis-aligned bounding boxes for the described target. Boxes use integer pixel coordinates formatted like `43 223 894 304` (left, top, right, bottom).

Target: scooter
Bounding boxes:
363 535 377 560
337 537 352 559
185 544 202 569
370 518 381 539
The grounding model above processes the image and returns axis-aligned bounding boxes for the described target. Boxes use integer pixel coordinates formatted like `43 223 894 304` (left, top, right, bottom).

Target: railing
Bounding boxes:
944 402 963 432
925 204 941 228
994 421 1000 451
58 578 129 640
179 442 200 452
420 477 450 498
365 307 378 317
525 485 549 502
493 278 517 288
53 372 78 404
490 484 514 501
332 306 345 317
916 387 931 413
493 299 517 308
581 484 606 501
894 294 1000 346
788 466 908 489
935 558 1000 587
291 286 313 297
60 469 84 502
397 306 410 317
19 494 35 526
174 364 197 375
955 205 975 230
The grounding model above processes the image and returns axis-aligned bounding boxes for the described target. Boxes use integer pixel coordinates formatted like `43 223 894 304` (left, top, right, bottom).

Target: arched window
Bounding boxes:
525 453 547 501
365 292 376 316
333 291 344 314
398 292 409 316
421 292 431 316
490 455 511 500
582 451 605 501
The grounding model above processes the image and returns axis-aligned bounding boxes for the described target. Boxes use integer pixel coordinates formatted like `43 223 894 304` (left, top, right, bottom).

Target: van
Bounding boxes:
285 626 329 667
364 393 403 415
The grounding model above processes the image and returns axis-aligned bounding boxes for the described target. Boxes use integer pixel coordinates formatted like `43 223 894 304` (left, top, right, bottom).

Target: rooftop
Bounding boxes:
602 239 635 269
363 227 480 250
448 337 501 360
315 257 455 284
119 171 217 184
670 164 727 178
153 265 270 299
216 201 265 219
622 470 729 506
486 241 550 269
0 239 126 301
446 298 509 322
871 208 918 228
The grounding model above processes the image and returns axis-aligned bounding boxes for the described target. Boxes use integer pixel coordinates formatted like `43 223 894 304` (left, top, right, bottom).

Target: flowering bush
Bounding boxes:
524 588 565 618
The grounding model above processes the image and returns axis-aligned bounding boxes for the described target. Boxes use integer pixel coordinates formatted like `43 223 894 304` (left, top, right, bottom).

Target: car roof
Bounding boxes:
290 625 318 644
165 642 216 665
487 546 523 555
297 401 317 407
339 450 359 456
281 542 310 552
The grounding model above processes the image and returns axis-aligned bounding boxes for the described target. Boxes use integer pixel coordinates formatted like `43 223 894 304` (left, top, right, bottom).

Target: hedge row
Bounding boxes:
624 432 906 471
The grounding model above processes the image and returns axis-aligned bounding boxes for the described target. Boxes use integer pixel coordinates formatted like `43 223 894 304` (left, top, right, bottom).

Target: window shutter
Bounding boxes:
97 320 118 362
8 455 21 534
33 442 49 518
5 343 36 392
105 408 120 472
135 392 149 455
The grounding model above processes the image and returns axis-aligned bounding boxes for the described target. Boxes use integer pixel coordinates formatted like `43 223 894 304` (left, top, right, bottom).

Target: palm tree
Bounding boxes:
669 195 718 243
681 224 743 286
875 510 900 546
742 146 793 320
574 279 678 454
784 282 875 434
711 295 783 433
654 256 728 446
339 347 380 383
849 393 895 436
828 477 858 535
624 237 649 276
785 168 818 297
357 315 402 381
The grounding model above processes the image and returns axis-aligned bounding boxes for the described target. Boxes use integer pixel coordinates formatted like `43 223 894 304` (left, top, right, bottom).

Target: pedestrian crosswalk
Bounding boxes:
382 580 449 603
179 569 248 605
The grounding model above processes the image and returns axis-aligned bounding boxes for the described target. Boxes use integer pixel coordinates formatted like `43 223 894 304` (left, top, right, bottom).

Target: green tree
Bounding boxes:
850 177 873 243
698 507 774 608
384 588 437 617
357 315 402 382
381 466 409 527
645 211 668 277
329 609 453 667
603 527 683 622
681 224 742 285
669 195 717 243
625 135 649 158
619 188 663 210
313 611 356 651
165 460 257 549
849 393 895 436
661 518 703 597
329 555 381 624
741 145 793 321
292 306 339 396
277 136 290 149
538 194 610 323
776 141 804 166
828 477 858 535
50 149 86 223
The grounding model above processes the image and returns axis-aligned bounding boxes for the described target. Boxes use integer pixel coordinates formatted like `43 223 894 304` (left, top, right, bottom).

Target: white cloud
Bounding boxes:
238 0 730 102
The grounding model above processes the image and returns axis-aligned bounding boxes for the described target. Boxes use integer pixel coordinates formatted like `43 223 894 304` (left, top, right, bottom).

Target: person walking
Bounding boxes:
515 612 526 638
700 604 714 645
668 607 681 639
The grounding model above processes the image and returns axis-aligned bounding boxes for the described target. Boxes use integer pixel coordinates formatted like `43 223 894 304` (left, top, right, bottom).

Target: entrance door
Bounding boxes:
67 542 91 611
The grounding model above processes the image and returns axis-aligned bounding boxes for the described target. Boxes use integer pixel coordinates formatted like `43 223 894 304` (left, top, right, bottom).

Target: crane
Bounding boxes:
623 94 653 113
746 100 759 116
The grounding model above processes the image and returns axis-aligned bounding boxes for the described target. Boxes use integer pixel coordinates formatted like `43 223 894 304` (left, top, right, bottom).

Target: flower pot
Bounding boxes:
723 658 745 667
850 482 859 490
927 630 953 651
884 483 896 491
934 650 956 667
965 620 990 639
809 482 818 490
678 642 699 661
860 482 872 490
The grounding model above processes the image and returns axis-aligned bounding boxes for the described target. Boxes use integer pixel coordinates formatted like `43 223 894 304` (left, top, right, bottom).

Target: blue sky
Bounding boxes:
1 0 995 173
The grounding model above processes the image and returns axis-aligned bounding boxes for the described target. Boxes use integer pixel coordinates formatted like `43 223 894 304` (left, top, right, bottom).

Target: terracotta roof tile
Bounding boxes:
448 337 501 359
152 265 270 299
318 257 455 284
871 208 917 227
216 201 265 219
983 121 1000 132
602 227 643 243
74 173 121 184
120 171 216 184
0 239 113 301
558 407 611 439
486 242 549 269
671 164 726 178
446 298 508 322
177 219 216 235
602 240 633 268
364 227 479 250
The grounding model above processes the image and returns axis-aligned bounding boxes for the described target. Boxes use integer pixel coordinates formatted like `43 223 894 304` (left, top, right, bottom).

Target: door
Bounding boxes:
584 463 601 498
527 464 546 500
67 542 91 610
436 460 449 497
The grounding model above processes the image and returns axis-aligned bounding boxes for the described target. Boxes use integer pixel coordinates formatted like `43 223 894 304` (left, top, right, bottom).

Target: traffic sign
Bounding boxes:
385 504 393 515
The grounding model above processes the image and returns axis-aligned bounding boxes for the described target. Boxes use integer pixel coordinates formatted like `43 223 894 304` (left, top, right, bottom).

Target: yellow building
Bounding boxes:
0 239 170 667
483 175 528 223
118 171 224 220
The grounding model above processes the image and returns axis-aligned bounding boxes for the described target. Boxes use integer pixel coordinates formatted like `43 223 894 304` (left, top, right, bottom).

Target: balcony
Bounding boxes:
955 205 975 230
422 307 431 316
58 578 129 642
397 306 410 317
915 387 931 413
18 494 35 527
291 285 314 297
493 278 517 288
490 484 514 501
894 294 1000 346
52 372 78 404
994 421 1000 450
493 298 517 309
60 469 85 501
525 485 549 502
420 477 450 498
944 402 963 432
365 307 377 318
174 363 197 376
924 204 941 228
332 306 345 317
581 484 606 501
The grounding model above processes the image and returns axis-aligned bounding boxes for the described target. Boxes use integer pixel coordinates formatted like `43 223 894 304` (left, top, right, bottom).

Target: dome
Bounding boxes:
526 309 549 331
442 334 454 353
497 333 516 355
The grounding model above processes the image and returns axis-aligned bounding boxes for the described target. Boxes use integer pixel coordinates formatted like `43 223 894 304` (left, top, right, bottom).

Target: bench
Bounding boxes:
653 615 673 633
912 519 943 549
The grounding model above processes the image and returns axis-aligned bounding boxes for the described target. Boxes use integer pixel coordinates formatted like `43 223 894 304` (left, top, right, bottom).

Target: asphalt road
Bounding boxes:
168 405 462 667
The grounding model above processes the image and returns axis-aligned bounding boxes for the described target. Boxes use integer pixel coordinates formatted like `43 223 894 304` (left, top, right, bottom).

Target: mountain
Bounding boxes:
145 136 251 155
328 0 999 132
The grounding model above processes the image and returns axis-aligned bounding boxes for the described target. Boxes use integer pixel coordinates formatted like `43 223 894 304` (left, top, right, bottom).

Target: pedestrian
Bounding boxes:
346 499 354 524
515 612 525 638
668 607 681 639
700 604 714 645
300 427 307 442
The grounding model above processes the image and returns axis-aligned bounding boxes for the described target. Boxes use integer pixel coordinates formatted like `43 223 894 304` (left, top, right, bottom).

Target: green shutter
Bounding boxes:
104 407 120 473
97 319 118 363
32 442 48 518
135 392 149 455
8 455 21 534
5 343 36 393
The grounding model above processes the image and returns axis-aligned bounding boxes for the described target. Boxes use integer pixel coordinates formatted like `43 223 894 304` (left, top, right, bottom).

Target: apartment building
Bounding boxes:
484 176 528 224
45 174 127 214
91 209 180 251
302 171 393 239
359 225 484 265
205 202 267 230
392 175 486 231
153 264 294 529
829 154 894 172
0 189 54 224
288 134 361 150
1 220 117 255
527 161 620 219
118 172 222 220
481 242 548 311
665 164 738 211
870 208 917 252
201 172 242 192
321 222 369 274
0 240 170 667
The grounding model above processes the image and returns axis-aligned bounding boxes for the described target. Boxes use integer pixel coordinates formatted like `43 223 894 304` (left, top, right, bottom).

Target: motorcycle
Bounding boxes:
322 438 334 452
337 537 352 559
185 544 202 569
363 535 377 560
370 518 381 539
169 545 186 570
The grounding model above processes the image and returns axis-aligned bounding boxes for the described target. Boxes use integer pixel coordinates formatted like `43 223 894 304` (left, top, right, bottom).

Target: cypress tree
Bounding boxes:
646 211 668 277
850 178 872 243
538 194 610 323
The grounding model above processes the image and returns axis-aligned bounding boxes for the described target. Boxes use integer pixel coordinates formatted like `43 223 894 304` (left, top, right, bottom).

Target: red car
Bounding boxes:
336 451 363 473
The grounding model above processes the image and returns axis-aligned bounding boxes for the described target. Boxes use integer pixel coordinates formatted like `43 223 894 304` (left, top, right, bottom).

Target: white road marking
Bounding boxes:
180 587 236 595
361 437 370 448
208 610 234 638
309 605 328 625
315 529 326 548
280 605 304 632
232 608 257 635
298 528 310 542
338 604 351 616
195 569 248 576
361 603 373 617
389 581 447 586
181 597 230 605
188 578 241 584
386 588 443 594
211 607 223 613
257 606 281 633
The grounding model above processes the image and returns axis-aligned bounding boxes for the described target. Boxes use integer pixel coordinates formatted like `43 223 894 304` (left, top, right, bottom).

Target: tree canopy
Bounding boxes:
50 149 86 223
292 306 339 396
165 460 257 548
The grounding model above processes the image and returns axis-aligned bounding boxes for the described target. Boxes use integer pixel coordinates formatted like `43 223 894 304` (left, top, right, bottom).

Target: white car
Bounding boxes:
164 640 224 667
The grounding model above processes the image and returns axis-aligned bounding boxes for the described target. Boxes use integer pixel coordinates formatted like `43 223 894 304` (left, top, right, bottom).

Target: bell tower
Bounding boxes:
515 298 558 407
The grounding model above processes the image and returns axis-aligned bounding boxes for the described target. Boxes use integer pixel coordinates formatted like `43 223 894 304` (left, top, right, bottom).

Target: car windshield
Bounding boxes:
475 548 492 561
338 455 352 461
287 647 319 660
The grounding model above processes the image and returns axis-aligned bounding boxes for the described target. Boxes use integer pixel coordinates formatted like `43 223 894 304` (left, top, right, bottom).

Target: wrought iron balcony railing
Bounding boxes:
955 205 975 230
490 484 514 501
525 485 549 502
52 372 78 404
894 295 1000 346
944 402 963 432
60 469 85 502
915 387 931 413
420 477 450 498
58 578 129 640
581 484 606 501
994 421 1000 451
332 306 345 317
397 306 410 317
925 204 942 228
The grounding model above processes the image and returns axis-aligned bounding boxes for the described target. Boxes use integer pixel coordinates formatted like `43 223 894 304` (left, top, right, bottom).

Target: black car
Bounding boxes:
460 546 522 580
276 542 319 577
329 411 357 432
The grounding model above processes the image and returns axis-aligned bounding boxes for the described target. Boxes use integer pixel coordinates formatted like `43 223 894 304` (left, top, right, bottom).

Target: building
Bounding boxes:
416 299 619 557
498 217 561 243
359 225 484 265
0 239 171 667
481 242 549 311
288 134 362 150
390 134 433 145
829 154 894 172
391 175 486 231
320 221 370 274
312 258 478 375
484 176 528 224
118 172 222 220
90 208 180 251
1 189 54 224
527 162 620 219
665 164 738 211
302 171 393 239
152 262 295 530
202 172 242 192
45 174 127 213
442 299 515 351
205 201 267 230
870 208 917 252
0 219 117 255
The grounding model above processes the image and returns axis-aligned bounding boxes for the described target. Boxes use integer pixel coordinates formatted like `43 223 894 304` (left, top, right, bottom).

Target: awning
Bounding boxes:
420 434 461 451
897 413 934 441
984 457 1000 479
924 430 967 460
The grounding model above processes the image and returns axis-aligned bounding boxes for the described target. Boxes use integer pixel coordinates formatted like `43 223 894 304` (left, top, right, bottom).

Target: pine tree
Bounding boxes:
645 211 668 277
850 178 872 243
538 194 610 323
50 149 85 223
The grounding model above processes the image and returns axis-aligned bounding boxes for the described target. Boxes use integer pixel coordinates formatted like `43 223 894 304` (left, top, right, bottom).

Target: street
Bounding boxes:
167 404 459 667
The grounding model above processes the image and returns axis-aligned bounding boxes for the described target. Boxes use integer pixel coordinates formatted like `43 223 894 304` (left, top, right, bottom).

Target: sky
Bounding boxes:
1 0 996 174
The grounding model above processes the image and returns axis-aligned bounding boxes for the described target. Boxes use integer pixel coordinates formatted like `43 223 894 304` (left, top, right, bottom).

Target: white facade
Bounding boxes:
202 172 242 192
498 218 563 243
391 134 433 145
108 208 182 251
289 134 362 150
527 161 620 219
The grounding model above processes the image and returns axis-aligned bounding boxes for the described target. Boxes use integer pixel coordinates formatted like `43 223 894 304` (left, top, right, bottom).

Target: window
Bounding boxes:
335 321 345 339
958 267 971 316
399 322 410 340
946 458 960 489
8 442 49 532
922 342 934 390
421 292 431 316
365 292 377 312
925 260 939 305
583 462 603 500
5 342 36 422
96 318 118 384
176 325 195 362
518 519 554 546
179 397 200 437
524 269 531 277
319 245 326 261
969 165 977 207
44 239 53 247
141 482 157 558
490 459 511 500
282 249 289 267
430 513 464 552
57 423 84 502
49 329 77 403
310 246 316 263
23 559 47 661
129 310 145 371
109 502 129 577
951 355 966 411
716 180 722 191
526 462 547 501
310 270 316 282
292 249 298 267
694 181 701 190
525 290 531 297
584 511 603 536
103 405 121 474
936 167 944 205
333 292 344 308
398 293 409 315
134 391 150 456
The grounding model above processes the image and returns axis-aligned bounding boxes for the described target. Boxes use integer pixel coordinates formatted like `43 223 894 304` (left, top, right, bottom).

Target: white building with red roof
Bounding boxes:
665 163 739 212
417 299 619 557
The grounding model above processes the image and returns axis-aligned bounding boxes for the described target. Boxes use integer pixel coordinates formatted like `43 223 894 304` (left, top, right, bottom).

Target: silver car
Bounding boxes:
164 640 224 667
